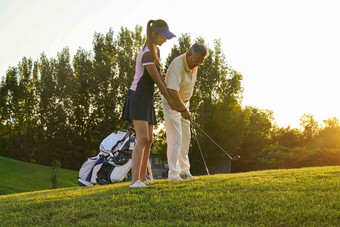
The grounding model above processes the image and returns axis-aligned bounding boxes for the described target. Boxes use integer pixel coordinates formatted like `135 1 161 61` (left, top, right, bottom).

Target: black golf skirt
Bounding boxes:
121 89 157 125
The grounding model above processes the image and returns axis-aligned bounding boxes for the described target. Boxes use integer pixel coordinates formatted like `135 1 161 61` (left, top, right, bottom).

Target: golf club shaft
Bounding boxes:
191 122 238 160
191 125 210 176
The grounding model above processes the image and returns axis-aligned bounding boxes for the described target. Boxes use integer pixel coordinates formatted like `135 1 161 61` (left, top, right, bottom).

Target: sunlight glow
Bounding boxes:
1 0 339 128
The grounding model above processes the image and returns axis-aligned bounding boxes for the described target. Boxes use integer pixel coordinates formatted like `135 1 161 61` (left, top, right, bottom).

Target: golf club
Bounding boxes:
191 124 210 176
191 122 241 161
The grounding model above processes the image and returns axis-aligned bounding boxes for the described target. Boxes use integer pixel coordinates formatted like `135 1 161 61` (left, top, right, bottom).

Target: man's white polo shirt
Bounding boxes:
165 53 198 102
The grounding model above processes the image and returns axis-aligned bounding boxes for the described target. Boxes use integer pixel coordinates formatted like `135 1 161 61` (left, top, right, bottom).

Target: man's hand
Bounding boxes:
181 109 192 122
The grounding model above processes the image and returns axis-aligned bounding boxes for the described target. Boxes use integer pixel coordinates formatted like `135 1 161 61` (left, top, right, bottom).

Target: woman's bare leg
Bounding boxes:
131 120 150 184
140 124 153 181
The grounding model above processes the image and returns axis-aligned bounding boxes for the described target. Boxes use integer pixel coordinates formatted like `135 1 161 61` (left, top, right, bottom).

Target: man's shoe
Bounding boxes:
168 175 183 181
180 172 196 179
129 180 147 188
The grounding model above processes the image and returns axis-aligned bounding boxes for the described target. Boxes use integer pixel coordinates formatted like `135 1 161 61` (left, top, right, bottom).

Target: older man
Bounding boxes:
162 43 209 181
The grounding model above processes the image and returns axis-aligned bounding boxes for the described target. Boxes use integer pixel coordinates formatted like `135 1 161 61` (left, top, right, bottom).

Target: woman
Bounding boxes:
122 19 177 187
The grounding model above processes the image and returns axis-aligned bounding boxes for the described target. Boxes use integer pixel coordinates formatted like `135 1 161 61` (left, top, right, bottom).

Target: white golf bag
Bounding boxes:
78 129 136 186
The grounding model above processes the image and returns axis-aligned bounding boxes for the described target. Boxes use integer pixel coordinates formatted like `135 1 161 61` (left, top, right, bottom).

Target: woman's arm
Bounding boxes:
146 64 177 110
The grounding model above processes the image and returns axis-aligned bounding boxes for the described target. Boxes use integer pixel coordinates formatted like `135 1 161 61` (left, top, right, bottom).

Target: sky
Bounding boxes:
1 0 340 129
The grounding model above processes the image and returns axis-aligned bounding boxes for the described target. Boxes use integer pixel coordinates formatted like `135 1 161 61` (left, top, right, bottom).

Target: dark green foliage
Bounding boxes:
256 146 340 170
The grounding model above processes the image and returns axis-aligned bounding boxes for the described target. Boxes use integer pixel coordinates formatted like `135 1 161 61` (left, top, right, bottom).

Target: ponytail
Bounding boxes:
145 19 167 67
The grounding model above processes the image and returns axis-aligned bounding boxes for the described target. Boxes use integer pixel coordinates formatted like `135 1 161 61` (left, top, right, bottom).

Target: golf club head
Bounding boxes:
231 155 241 160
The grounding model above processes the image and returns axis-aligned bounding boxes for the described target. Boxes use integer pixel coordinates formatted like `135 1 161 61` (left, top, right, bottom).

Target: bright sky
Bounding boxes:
1 0 340 129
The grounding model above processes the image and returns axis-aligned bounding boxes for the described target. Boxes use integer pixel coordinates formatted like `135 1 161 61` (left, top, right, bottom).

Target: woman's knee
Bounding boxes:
137 135 150 147
146 135 153 146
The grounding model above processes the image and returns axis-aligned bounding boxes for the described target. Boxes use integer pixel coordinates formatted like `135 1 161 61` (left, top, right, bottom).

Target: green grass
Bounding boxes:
1 166 340 226
0 156 78 195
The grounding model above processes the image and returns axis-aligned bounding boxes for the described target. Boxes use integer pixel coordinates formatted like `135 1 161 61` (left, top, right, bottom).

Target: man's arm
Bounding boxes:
167 88 192 122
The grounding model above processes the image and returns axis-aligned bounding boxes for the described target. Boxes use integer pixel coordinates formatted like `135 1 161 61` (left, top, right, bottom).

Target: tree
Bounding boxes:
300 114 320 147
72 48 95 161
52 48 75 168
235 107 274 172
35 53 58 165
269 125 302 148
0 67 20 158
16 57 37 162
317 117 340 149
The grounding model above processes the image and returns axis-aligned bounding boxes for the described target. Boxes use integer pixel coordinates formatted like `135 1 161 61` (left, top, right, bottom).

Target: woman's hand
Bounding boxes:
167 99 177 111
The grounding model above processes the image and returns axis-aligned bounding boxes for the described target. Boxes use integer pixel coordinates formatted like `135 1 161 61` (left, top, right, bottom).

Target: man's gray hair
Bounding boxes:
189 43 209 58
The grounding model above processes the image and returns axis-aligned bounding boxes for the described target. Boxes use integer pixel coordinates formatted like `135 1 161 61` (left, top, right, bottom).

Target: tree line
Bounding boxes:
1 26 340 173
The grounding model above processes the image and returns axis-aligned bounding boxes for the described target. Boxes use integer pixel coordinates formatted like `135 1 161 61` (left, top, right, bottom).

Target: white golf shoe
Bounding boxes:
180 171 196 179
168 175 183 181
129 180 147 188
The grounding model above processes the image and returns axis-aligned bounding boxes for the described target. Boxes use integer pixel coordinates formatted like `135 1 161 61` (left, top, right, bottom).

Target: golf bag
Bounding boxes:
78 129 136 186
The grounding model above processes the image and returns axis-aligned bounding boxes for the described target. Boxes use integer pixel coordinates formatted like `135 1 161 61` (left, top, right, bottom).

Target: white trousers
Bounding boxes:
162 96 191 178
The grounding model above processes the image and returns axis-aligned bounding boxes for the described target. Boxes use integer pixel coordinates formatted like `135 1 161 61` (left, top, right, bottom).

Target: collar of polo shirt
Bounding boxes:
183 54 192 72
